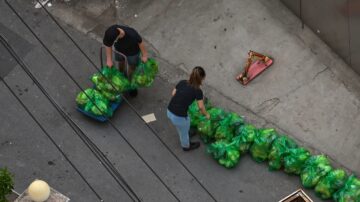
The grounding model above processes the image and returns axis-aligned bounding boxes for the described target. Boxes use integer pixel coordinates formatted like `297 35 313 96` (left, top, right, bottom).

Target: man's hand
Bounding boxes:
205 113 210 119
141 55 148 63
107 60 113 68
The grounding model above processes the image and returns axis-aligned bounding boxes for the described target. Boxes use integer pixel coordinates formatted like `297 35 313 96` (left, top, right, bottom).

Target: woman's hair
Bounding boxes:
188 66 206 89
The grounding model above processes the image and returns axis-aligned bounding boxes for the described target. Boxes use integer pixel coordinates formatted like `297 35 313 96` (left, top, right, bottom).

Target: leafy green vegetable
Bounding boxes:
315 169 347 199
76 88 113 117
233 124 257 154
207 141 240 168
284 147 311 175
300 155 332 188
268 136 298 171
131 58 158 88
250 128 278 162
333 175 360 202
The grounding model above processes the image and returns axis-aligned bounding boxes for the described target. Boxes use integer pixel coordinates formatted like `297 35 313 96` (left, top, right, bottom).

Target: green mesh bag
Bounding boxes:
315 169 348 199
144 58 159 77
268 136 298 171
214 117 234 141
111 71 130 92
284 147 311 175
197 116 215 144
78 88 113 117
207 140 240 169
227 112 244 128
233 124 257 154
208 107 228 130
91 66 130 93
131 58 158 88
99 90 121 102
213 112 244 141
76 88 95 107
188 100 211 128
300 155 333 188
250 128 278 162
208 107 227 121
333 175 360 202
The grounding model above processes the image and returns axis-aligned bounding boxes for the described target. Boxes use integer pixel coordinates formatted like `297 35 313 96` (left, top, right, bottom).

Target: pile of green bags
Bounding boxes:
301 155 333 188
333 175 360 202
188 98 358 202
76 59 158 118
76 88 113 117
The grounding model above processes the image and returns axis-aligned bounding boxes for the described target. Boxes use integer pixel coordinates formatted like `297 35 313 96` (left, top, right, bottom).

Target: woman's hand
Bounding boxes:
141 55 148 62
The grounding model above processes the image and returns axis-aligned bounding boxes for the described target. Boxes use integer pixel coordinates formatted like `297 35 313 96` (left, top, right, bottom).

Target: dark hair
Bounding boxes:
188 66 206 89
104 26 120 44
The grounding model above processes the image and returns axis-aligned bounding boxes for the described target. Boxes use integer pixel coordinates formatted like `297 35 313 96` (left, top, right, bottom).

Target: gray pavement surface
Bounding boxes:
1 0 359 201
45 0 360 174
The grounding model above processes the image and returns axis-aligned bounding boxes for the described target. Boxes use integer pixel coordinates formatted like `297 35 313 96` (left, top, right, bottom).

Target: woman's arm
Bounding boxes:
197 100 210 119
172 88 176 96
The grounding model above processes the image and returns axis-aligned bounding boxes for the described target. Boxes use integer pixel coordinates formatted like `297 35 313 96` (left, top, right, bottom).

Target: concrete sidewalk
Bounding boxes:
47 0 360 174
1 1 325 201
1 0 359 201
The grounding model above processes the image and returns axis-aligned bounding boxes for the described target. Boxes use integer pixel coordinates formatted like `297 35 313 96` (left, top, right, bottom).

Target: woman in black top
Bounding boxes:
167 66 210 151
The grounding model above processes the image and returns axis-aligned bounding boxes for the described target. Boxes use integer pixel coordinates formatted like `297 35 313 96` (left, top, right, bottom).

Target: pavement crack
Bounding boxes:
313 65 329 80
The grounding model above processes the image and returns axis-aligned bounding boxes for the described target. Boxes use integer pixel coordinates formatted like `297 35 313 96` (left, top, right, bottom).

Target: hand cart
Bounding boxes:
76 47 129 122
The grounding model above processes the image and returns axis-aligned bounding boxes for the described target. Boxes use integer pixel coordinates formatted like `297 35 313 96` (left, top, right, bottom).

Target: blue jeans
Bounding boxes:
167 110 190 148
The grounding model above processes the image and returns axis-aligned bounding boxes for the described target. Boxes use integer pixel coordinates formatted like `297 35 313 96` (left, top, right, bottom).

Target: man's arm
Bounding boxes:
139 41 148 62
105 46 113 67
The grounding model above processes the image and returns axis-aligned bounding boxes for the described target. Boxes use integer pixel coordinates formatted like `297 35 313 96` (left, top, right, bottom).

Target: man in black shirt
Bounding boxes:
103 25 148 96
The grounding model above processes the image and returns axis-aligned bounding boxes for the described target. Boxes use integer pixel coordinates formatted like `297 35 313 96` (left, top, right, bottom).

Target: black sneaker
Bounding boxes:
129 89 138 97
182 142 200 151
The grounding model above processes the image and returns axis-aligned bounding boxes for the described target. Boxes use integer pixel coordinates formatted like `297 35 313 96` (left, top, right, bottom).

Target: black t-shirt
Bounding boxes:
168 80 204 117
103 25 142 56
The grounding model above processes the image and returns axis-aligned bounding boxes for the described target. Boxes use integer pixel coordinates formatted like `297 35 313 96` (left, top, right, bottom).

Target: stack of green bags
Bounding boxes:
76 88 113 117
75 59 159 118
188 98 359 202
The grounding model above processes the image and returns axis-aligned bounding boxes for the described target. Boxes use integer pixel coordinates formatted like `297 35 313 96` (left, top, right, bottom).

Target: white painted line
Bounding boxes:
142 113 156 123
